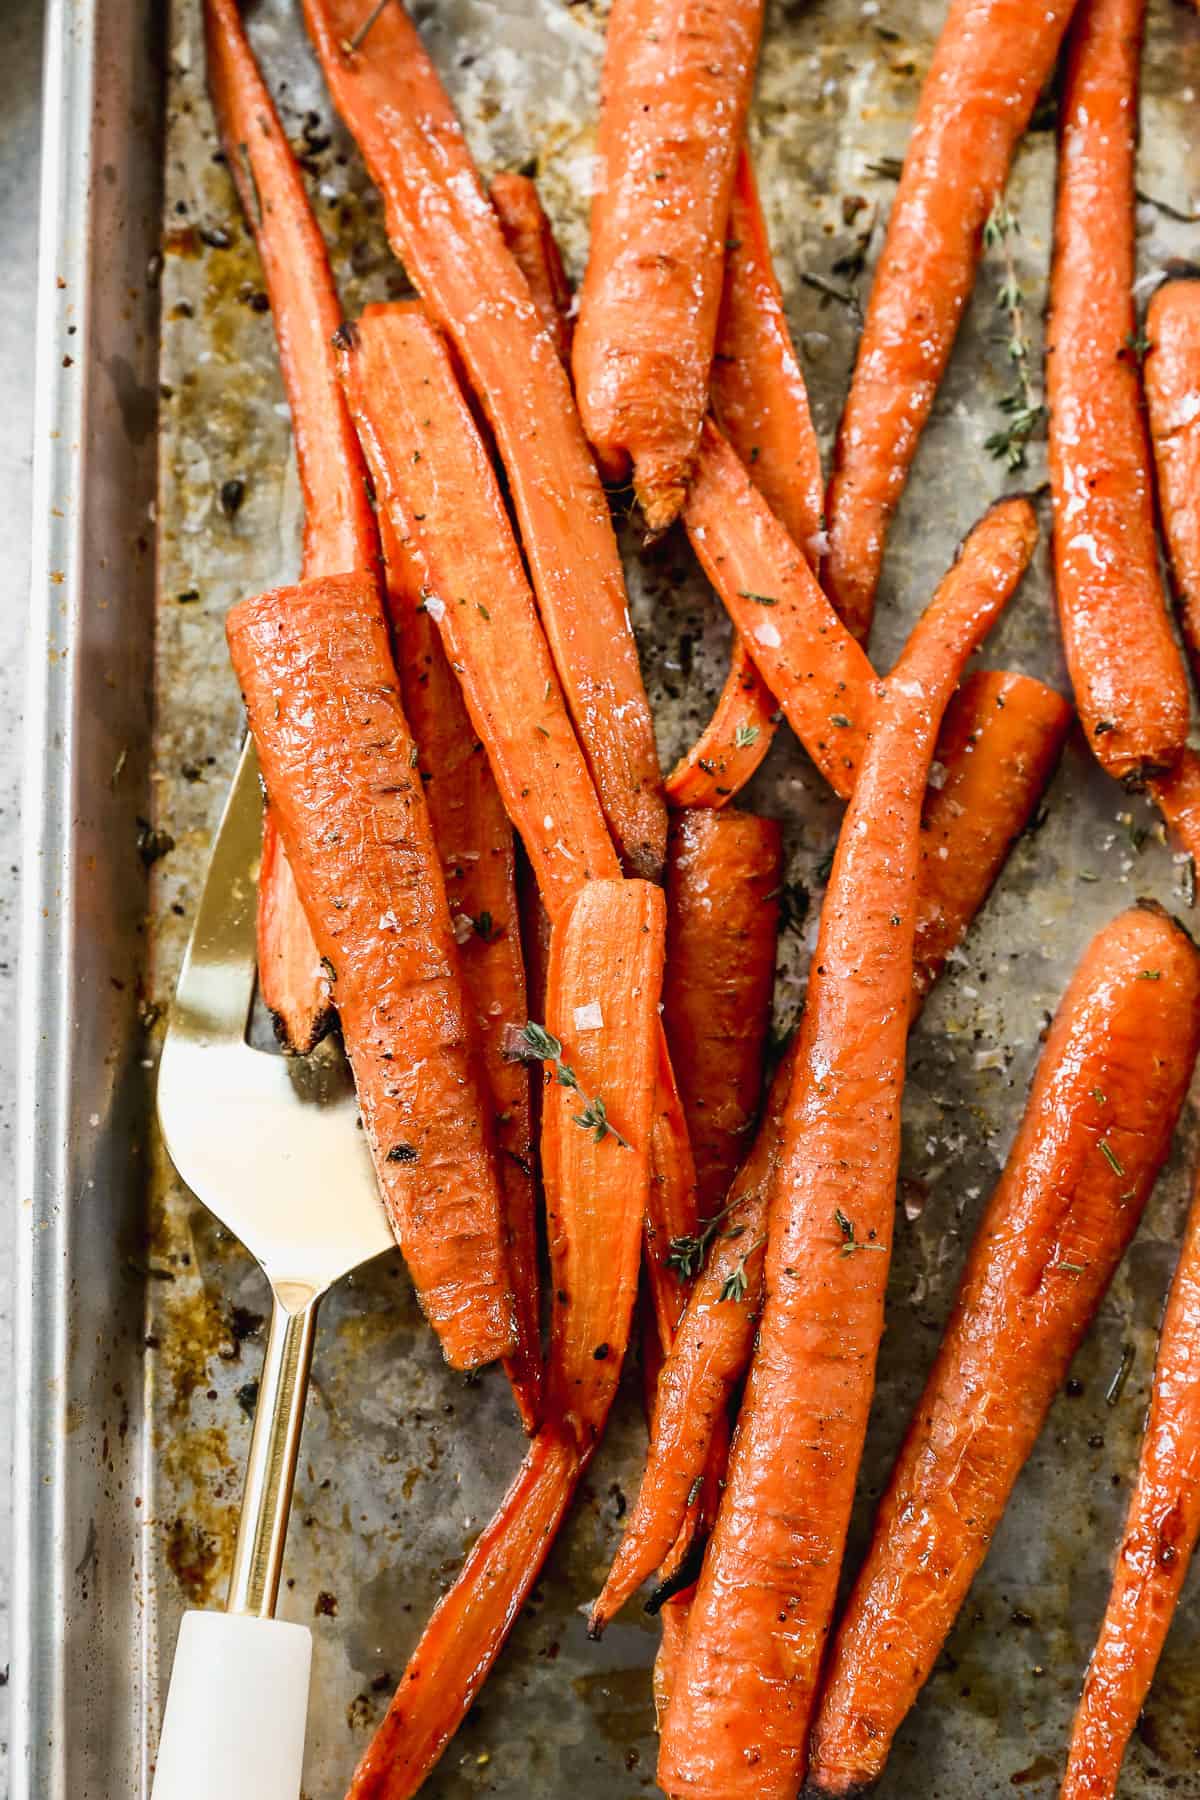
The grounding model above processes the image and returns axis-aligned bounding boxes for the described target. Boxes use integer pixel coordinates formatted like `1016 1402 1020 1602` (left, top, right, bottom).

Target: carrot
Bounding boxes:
663 808 783 1214
822 0 1078 642
346 878 664 1800
1151 746 1200 875
712 151 825 555
346 1423 581 1800
1061 1159 1200 1800
645 1045 705 1353
205 0 379 1052
302 0 666 880
657 502 1033 1800
1048 0 1189 785
378 504 540 1432
913 670 1073 1009
668 150 824 808
591 1047 793 1636
685 418 877 799
489 170 574 366
226 571 515 1372
572 0 766 531
806 902 1200 1798
665 637 779 809
1146 274 1200 675
340 303 622 923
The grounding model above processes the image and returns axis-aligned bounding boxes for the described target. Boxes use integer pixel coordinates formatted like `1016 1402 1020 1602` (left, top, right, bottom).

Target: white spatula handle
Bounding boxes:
151 1612 311 1800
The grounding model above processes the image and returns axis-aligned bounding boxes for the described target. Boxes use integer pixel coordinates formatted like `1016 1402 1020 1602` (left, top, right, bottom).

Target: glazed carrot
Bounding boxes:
1151 746 1200 871
226 572 514 1370
657 503 1033 1800
663 808 783 1214
591 1048 793 1636
572 0 766 531
1061 1159 1200 1800
340 304 622 922
913 670 1073 1009
665 637 779 809
206 0 379 1052
489 171 574 366
1146 275 1200 674
379 505 540 1432
348 880 663 1799
544 879 668 1449
645 1045 705 1353
1048 0 1189 784
346 1423 581 1800
668 152 824 808
303 0 666 880
685 418 876 799
806 902 1200 1798
712 151 825 554
823 0 1078 642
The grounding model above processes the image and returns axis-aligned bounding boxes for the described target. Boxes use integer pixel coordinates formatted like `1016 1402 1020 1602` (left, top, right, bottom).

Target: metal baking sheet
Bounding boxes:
18 0 1200 1794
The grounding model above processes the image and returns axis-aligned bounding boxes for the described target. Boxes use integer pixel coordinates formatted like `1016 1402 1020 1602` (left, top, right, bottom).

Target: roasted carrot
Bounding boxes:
489 170 574 367
341 304 622 922
206 0 379 1052
711 150 825 555
668 151 824 808
1151 746 1200 873
1048 0 1189 785
591 1047 793 1636
1061 1158 1200 1800
913 670 1073 1009
663 808 783 1214
378 504 540 1431
1146 274 1200 674
226 571 515 1372
645 1045 705 1353
685 418 877 799
822 0 1078 642
346 880 664 1800
303 0 666 880
347 1423 581 1800
665 637 779 809
572 0 766 531
806 902 1200 1798
657 502 1033 1800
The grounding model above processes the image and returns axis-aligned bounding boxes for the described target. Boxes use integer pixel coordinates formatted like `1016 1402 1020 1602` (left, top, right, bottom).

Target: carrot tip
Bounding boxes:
269 1002 334 1056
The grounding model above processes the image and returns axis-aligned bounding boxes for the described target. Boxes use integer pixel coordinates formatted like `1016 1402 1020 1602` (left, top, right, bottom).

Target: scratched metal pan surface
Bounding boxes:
17 0 1200 1794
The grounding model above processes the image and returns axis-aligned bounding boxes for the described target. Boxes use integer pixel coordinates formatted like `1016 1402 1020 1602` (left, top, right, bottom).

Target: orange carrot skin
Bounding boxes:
686 419 877 800
669 155 823 808
823 0 1077 641
1061 1160 1200 1800
227 572 515 1372
1151 745 1200 869
665 636 779 809
913 670 1073 1009
658 504 1034 1800
341 304 623 923
206 0 381 1053
379 505 541 1432
1146 276 1200 675
664 808 783 1214
573 0 766 531
712 151 825 557
303 0 666 881
645 1045 704 1354
346 1423 581 1800
1048 0 1189 784
807 902 1200 1799
490 171 574 366
544 879 667 1452
592 1049 792 1635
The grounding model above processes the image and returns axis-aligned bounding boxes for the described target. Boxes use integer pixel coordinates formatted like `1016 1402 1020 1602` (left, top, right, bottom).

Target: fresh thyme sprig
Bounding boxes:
982 201 1046 472
834 1207 886 1257
508 1021 631 1149
718 1233 766 1303
666 1196 745 1279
